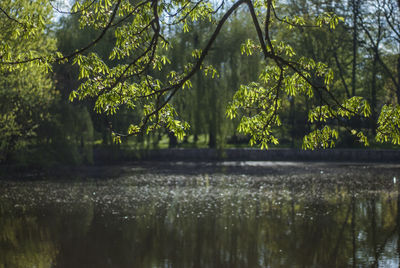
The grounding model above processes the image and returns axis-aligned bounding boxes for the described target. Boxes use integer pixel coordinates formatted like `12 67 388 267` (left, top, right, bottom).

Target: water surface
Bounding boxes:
1 162 400 267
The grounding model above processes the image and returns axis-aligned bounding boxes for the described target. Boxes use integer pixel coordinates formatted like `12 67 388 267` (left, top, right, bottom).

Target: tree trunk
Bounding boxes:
370 53 378 135
397 54 400 104
208 80 218 149
209 129 216 148
4 136 16 164
289 97 295 148
351 0 360 97
351 193 357 267
168 132 177 148
397 182 400 267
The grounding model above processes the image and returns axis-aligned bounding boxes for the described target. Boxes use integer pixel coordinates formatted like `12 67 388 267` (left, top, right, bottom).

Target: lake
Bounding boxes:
1 161 400 267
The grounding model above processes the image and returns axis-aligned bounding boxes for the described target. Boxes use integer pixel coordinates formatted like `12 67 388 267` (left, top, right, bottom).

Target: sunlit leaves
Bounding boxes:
337 97 371 118
74 0 119 29
307 97 370 124
376 104 400 145
153 55 171 70
282 15 306 29
304 97 370 149
351 130 369 146
272 40 296 57
281 11 344 30
69 90 78 102
0 0 55 72
316 12 344 29
230 30 371 150
191 49 202 59
302 126 338 150
283 72 308 96
227 64 284 149
127 124 140 135
147 104 190 140
183 23 190 33
182 79 192 89
240 39 257 56
203 65 219 78
174 0 214 24
308 105 332 123
0 0 57 157
2 0 391 150
111 132 122 144
228 38 347 150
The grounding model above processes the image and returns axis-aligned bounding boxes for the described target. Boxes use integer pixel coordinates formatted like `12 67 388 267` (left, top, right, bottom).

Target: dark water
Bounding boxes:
1 162 400 267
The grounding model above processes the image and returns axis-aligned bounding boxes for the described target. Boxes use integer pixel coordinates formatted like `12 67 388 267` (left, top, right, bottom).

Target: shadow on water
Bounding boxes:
1 162 400 267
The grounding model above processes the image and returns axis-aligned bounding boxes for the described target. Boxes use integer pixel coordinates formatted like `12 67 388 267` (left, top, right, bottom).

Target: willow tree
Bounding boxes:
3 0 393 149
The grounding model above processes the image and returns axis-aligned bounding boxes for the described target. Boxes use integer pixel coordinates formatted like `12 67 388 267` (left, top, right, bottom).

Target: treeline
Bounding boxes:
0 0 399 165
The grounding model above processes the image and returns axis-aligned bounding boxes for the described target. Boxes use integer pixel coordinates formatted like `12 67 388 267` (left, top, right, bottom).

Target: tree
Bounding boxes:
2 0 391 150
166 14 261 148
0 0 58 162
357 0 400 144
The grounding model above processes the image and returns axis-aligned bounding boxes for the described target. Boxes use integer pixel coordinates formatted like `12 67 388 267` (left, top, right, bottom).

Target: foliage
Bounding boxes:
0 0 58 161
1 0 400 152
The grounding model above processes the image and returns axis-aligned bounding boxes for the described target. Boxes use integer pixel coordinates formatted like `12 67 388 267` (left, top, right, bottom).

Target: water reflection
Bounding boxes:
1 162 400 267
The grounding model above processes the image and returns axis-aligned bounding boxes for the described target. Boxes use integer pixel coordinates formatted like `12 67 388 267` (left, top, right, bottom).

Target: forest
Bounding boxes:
1 0 400 166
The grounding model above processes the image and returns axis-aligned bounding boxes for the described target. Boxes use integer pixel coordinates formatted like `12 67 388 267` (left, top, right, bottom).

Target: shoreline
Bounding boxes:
2 148 400 180
94 148 400 163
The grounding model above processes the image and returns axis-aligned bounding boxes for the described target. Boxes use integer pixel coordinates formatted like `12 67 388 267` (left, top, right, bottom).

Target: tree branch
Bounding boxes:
119 0 247 136
0 6 26 29
245 0 269 59
2 0 122 65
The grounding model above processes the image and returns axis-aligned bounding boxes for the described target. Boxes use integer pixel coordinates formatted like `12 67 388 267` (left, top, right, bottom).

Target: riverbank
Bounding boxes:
94 148 400 163
2 148 400 179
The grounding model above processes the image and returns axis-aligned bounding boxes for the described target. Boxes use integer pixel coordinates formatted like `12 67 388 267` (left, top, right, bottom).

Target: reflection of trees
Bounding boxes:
48 202 95 267
84 186 398 267
0 202 57 268
398 184 400 267
1 175 400 267
0 197 95 268
356 190 398 267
